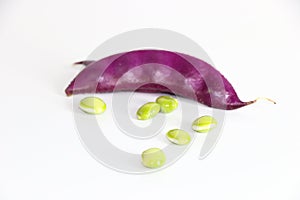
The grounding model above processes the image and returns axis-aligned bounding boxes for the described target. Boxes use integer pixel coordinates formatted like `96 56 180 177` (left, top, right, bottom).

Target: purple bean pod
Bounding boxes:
65 50 275 110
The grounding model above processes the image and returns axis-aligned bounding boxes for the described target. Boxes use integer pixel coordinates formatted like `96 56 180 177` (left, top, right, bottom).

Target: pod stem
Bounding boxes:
248 97 276 105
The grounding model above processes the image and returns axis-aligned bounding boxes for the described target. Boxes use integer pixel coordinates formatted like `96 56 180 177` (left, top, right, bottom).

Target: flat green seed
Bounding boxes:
166 129 191 145
137 102 160 120
192 115 217 133
156 96 178 113
79 97 106 114
142 148 166 168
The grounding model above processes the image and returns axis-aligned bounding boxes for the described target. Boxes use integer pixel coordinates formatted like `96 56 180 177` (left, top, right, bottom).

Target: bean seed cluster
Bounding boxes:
79 96 217 169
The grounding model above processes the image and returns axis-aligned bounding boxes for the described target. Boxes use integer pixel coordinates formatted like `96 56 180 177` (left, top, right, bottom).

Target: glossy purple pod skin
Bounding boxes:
65 50 268 110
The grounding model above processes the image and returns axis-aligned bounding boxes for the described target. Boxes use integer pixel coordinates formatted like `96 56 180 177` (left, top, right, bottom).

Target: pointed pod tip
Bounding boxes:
65 88 73 96
73 61 84 66
73 60 95 67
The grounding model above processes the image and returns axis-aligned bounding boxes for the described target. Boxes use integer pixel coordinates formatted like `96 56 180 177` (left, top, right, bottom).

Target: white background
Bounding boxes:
1 0 300 199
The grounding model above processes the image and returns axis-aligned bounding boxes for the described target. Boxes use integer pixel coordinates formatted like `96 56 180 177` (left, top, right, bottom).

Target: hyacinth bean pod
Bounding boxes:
65 50 275 110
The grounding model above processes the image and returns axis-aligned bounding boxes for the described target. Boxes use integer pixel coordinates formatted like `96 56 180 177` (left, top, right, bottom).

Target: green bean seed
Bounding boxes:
166 129 191 145
192 115 217 133
156 96 178 113
136 102 160 120
142 148 166 168
79 97 106 114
